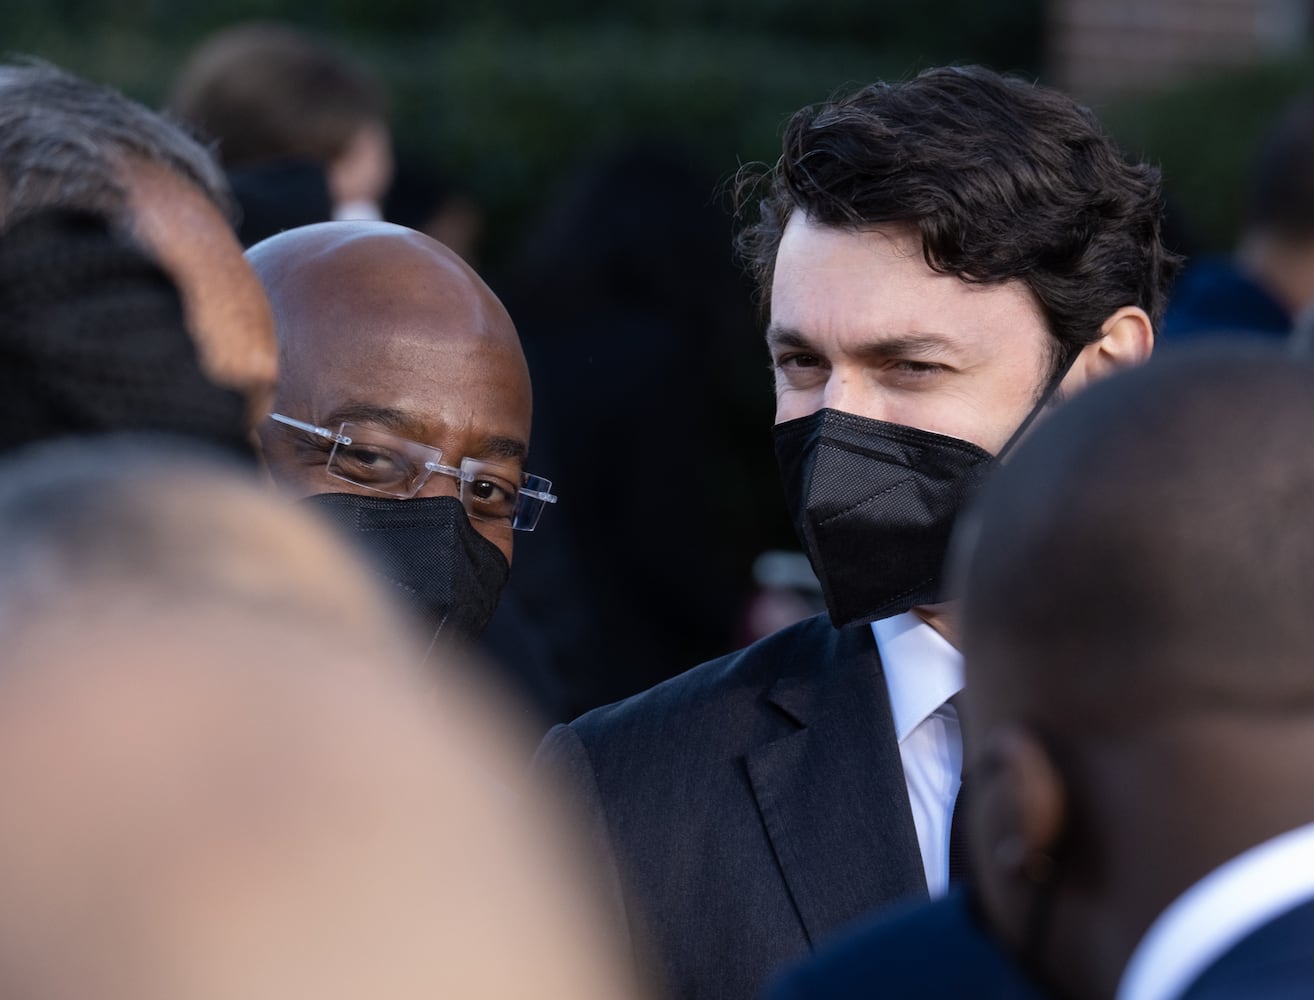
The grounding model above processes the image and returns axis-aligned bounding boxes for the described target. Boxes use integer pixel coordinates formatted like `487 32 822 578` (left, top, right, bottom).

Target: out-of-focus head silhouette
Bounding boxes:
171 22 393 232
384 155 485 266
0 208 251 460
0 437 636 1000
1245 93 1314 246
954 344 1314 999
509 140 745 328
1164 90 1314 343
1233 91 1314 325
0 59 277 422
499 139 773 710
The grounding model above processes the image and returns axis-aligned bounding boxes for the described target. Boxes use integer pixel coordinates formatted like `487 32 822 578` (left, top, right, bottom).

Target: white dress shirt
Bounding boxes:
1117 821 1314 1000
871 611 965 897
332 200 383 221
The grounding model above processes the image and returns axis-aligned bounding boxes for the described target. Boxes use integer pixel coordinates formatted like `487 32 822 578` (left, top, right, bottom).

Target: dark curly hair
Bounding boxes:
736 66 1181 363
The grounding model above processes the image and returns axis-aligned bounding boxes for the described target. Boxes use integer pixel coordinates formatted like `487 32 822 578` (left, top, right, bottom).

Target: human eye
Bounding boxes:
465 470 518 521
771 350 829 390
773 350 823 370
330 443 414 488
882 358 953 389
890 359 946 375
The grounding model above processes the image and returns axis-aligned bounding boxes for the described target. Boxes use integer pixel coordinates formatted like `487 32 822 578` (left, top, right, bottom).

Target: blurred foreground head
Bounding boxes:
0 209 251 459
0 59 276 421
0 438 633 1000
955 345 1314 999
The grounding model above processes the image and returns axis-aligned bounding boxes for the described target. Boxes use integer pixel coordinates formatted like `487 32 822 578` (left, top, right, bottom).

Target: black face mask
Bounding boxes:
773 355 1076 628
303 493 509 648
774 410 994 627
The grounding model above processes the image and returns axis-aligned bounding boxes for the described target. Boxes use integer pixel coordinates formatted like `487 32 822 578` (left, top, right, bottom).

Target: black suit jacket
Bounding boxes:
764 889 1048 1000
537 613 928 1000
1180 897 1314 999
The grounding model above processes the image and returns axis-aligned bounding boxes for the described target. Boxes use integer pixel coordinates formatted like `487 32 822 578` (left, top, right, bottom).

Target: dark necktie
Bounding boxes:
948 774 970 884
948 692 970 885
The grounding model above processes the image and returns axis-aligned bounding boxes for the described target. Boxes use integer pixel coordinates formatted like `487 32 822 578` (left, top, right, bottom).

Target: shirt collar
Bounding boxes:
1117 821 1314 1000
871 611 964 743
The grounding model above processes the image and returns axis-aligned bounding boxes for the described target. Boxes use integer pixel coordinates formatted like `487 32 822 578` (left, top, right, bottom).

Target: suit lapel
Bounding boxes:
745 620 926 946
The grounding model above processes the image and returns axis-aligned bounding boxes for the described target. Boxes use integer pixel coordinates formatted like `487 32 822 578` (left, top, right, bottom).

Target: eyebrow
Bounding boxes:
765 325 960 360
321 402 415 434
478 436 529 464
323 402 529 464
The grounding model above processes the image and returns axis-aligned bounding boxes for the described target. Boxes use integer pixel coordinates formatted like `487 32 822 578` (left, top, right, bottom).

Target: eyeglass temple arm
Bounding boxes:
269 413 353 446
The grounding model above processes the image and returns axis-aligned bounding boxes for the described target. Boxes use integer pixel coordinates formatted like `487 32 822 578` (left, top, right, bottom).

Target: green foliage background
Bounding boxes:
4 1 1312 262
1101 58 1314 256
2 0 1043 269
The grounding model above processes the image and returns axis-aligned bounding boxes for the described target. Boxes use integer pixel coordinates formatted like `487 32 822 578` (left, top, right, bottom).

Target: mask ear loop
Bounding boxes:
995 344 1084 461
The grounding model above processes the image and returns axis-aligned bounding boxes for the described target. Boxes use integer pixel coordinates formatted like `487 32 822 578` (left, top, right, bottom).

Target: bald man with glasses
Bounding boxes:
251 221 556 668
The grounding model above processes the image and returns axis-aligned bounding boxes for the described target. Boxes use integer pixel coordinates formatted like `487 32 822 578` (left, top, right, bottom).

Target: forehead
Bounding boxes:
769 215 1047 352
272 245 532 444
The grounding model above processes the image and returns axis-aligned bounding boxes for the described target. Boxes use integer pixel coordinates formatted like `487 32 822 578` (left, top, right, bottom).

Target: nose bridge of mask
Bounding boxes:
809 435 918 525
774 407 996 627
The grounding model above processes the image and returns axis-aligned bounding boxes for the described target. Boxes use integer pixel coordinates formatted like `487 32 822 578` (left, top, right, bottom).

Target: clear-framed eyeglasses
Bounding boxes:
269 413 557 531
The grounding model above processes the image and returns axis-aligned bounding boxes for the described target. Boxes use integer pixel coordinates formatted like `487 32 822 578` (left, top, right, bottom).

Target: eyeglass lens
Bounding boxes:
326 423 553 530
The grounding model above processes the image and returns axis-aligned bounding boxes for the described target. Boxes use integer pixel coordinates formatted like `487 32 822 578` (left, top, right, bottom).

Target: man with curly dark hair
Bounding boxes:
537 65 1178 1000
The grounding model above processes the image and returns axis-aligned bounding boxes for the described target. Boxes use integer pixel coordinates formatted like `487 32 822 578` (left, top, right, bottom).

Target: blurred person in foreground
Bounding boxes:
171 21 393 244
1163 91 1314 342
0 208 252 459
769 346 1314 1000
0 437 638 1000
250 220 562 724
536 65 1176 1000
959 345 1314 1000
0 59 276 425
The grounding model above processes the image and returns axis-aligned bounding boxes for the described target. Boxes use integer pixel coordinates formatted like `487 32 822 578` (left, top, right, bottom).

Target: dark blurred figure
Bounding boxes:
170 22 393 245
504 140 787 715
385 152 486 266
962 346 1314 1000
0 59 277 423
0 438 639 1000
1163 92 1314 341
0 209 252 460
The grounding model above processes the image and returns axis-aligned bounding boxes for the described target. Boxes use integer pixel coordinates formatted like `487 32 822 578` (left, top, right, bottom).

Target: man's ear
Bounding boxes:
1062 306 1154 395
969 725 1067 950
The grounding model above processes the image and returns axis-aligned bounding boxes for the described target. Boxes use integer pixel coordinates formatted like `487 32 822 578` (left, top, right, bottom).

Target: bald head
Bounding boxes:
955 346 1314 998
250 221 532 563
961 345 1314 729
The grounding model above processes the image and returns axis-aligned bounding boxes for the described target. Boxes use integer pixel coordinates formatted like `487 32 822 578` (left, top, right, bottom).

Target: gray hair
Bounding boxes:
0 59 233 229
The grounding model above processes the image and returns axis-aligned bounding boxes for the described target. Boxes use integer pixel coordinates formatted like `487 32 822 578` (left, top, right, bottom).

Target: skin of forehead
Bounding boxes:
249 222 530 421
